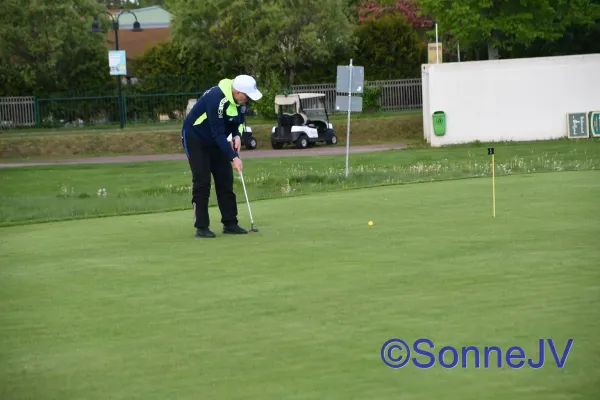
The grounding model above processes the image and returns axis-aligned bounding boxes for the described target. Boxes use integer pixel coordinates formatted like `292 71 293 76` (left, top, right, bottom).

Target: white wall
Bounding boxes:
421 54 600 147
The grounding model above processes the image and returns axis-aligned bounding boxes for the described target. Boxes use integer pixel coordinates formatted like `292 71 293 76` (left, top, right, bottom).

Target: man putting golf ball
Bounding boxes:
181 75 262 238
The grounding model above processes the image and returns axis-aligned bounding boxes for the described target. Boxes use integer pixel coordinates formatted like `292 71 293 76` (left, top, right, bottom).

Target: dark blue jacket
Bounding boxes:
183 78 246 161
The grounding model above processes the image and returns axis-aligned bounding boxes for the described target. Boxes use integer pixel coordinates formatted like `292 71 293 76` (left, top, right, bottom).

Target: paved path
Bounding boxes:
0 143 407 168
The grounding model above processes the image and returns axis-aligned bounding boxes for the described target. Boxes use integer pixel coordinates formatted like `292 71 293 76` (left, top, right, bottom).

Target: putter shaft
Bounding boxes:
239 171 255 227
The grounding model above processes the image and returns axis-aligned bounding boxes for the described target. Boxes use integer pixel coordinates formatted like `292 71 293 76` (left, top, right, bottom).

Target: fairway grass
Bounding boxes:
1 139 598 226
1 170 599 399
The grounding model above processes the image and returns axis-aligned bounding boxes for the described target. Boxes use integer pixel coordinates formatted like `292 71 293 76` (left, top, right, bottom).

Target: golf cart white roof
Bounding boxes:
275 93 326 105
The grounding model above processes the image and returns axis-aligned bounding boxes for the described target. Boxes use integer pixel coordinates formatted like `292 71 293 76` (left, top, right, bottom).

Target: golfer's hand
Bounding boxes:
233 135 241 153
232 157 243 173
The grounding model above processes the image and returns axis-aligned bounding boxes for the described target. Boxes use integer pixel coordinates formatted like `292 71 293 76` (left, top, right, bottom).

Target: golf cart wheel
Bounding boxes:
271 141 284 149
296 135 309 149
245 137 257 150
326 135 338 145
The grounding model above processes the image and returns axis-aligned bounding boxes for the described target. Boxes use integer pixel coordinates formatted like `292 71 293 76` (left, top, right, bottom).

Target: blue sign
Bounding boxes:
109 50 127 76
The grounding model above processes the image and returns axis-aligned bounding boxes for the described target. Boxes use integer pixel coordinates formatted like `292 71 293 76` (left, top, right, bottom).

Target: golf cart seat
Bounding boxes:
278 114 294 127
296 112 308 125
278 113 307 127
288 113 306 126
307 119 328 131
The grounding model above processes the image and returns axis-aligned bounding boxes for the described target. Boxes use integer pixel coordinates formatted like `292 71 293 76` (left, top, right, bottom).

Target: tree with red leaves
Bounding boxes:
354 0 463 60
355 0 434 31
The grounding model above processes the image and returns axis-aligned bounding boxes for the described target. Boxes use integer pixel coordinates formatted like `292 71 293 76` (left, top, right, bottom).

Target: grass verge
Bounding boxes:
0 139 597 226
1 171 598 399
0 110 419 137
0 112 424 159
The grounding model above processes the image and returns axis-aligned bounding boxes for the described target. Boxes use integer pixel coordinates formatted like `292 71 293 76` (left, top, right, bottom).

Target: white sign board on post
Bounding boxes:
109 50 127 76
335 60 364 177
335 96 363 112
336 65 365 94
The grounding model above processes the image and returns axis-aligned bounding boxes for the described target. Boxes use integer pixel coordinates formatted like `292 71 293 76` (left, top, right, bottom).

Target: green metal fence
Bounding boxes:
9 75 216 130
35 92 205 129
1 77 423 131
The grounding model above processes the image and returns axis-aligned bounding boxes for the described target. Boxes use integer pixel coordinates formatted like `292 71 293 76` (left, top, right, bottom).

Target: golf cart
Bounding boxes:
227 124 257 150
242 124 257 150
270 93 337 149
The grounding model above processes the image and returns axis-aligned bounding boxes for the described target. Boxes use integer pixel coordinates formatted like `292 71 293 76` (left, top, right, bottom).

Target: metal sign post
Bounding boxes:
345 59 353 177
335 60 364 177
435 23 439 63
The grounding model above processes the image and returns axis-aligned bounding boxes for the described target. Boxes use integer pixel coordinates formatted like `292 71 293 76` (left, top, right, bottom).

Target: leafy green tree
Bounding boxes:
165 0 271 80
352 11 424 79
165 0 355 86
413 0 600 60
294 43 355 84
501 0 600 58
129 41 218 92
261 0 355 85
0 0 111 96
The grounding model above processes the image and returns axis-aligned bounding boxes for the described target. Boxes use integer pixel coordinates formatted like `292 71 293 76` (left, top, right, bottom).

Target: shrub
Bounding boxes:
352 11 425 80
248 71 288 120
362 85 382 113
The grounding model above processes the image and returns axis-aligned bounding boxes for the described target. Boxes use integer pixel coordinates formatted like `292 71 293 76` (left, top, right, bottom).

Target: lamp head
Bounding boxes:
89 16 102 33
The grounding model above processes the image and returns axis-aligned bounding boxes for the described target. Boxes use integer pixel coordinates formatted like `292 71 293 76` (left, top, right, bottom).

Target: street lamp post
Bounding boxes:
90 10 143 129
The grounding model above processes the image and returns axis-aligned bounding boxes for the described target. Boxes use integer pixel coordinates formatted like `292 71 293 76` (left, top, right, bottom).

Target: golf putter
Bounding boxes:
235 151 258 232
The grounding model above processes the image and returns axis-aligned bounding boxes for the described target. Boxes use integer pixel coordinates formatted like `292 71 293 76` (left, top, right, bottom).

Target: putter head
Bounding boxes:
250 224 259 232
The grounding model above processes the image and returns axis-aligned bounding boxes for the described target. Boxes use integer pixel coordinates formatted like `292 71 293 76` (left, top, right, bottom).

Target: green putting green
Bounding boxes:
1 170 599 400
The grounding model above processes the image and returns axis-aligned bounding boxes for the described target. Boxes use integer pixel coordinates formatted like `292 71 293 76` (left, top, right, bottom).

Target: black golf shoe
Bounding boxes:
195 228 216 238
222 224 248 234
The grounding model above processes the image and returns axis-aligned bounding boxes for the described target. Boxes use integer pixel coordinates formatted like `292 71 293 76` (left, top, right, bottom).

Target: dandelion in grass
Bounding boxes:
281 179 293 195
57 184 77 198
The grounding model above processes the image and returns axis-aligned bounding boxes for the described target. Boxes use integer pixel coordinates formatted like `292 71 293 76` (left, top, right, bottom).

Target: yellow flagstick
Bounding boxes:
488 147 496 217
492 154 496 217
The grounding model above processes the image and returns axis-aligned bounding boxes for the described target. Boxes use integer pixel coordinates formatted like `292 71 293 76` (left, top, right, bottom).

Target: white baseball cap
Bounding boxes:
232 75 262 101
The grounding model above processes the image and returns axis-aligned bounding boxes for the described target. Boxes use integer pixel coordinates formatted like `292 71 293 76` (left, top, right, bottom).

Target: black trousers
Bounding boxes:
182 127 238 229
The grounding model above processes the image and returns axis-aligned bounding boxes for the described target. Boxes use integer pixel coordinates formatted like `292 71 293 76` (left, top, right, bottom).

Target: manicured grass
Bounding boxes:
1 170 599 400
1 139 598 226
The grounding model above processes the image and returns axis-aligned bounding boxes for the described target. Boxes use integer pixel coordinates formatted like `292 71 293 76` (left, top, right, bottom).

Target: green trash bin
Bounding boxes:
433 111 446 136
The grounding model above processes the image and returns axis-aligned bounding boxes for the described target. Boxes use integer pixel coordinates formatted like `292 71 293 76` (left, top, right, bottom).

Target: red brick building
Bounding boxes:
102 6 172 70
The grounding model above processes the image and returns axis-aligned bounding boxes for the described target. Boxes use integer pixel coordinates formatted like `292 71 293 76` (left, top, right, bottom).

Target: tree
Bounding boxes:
165 0 279 81
262 0 355 85
502 0 600 58
355 0 433 31
129 41 218 92
0 0 111 96
413 0 600 60
352 11 425 79
165 0 355 86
